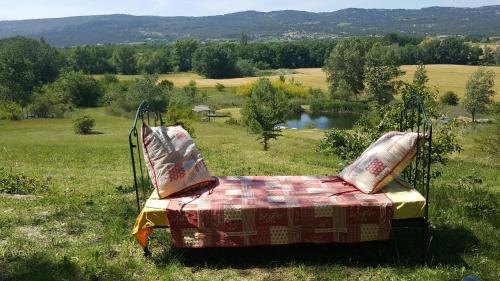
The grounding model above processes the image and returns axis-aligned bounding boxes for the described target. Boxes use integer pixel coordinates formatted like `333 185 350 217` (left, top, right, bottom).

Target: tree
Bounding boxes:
172 39 199 72
463 67 496 122
192 45 238 78
0 37 61 106
324 38 371 99
364 45 403 105
495 47 500 66
413 64 429 87
241 78 290 150
107 75 170 115
331 79 353 101
51 71 104 107
68 46 114 74
240 33 250 45
29 86 72 118
136 48 173 74
440 91 459 106
111 47 137 74
483 46 495 65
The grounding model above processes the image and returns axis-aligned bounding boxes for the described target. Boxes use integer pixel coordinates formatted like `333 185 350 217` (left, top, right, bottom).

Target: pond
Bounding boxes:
285 112 360 130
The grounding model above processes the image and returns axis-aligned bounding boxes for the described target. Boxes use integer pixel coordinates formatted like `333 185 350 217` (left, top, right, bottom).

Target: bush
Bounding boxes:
73 115 95 134
29 89 72 118
317 129 371 161
51 71 104 107
192 45 238 78
254 61 270 70
236 79 310 98
287 99 305 117
158 79 174 91
107 75 169 116
304 121 317 129
0 101 23 120
236 59 257 77
440 91 459 105
99 73 119 85
215 83 225 92
224 117 241 126
164 107 196 136
310 99 369 113
0 168 49 195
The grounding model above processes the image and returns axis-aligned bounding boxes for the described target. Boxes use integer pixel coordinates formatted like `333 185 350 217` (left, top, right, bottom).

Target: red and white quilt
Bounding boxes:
166 176 394 248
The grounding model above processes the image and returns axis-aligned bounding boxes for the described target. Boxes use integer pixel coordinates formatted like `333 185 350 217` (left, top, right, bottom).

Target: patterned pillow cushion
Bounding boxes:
142 124 214 199
339 131 419 194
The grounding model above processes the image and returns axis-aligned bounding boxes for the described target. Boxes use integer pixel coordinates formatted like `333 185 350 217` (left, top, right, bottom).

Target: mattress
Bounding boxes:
133 176 426 248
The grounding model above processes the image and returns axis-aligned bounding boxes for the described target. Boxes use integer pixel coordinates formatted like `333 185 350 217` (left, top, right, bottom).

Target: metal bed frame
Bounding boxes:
128 95 432 250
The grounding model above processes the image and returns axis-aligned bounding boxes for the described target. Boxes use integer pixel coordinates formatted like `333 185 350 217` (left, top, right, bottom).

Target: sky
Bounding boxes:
0 0 499 20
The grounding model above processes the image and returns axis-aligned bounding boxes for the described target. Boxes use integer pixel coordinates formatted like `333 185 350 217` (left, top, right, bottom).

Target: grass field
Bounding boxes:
96 65 500 102
0 107 499 280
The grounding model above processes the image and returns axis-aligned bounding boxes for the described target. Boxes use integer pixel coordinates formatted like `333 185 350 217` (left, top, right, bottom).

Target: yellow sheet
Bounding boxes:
132 178 426 247
382 178 426 219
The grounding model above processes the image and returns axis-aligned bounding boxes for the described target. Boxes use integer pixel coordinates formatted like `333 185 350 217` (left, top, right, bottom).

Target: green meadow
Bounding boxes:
0 102 499 280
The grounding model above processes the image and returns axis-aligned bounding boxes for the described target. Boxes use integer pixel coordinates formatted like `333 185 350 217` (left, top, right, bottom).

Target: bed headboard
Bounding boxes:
129 96 432 219
399 95 432 220
128 101 164 211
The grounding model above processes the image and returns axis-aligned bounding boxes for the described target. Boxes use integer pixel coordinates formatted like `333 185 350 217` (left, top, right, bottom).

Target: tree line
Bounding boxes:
3 34 498 79
1 34 499 121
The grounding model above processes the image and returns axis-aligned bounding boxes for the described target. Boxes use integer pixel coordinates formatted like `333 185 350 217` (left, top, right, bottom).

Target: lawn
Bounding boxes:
0 107 499 280
95 65 500 102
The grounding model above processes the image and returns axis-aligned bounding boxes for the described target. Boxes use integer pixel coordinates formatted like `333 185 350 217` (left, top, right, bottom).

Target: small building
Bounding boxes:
192 105 211 113
193 105 214 121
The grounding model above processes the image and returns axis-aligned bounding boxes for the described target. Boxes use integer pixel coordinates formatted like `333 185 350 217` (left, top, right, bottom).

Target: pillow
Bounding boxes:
142 124 214 199
339 131 419 194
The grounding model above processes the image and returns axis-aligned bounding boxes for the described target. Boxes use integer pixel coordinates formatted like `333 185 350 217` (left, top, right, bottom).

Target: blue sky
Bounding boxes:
1 0 499 20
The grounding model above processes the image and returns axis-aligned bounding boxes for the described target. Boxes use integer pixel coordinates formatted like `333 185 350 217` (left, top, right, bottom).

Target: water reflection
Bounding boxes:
285 112 360 129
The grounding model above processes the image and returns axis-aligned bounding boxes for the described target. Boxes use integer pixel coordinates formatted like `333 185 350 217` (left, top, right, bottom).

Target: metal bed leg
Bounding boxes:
143 246 151 257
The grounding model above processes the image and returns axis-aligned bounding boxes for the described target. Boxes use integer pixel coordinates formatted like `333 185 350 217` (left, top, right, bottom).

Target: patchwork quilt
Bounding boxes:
165 176 394 248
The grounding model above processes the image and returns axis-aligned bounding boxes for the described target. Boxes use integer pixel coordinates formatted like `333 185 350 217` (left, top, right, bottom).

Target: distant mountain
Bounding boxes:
1 6 500 46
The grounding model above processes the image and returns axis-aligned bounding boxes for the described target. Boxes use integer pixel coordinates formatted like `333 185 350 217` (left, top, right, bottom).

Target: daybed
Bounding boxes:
130 96 432 255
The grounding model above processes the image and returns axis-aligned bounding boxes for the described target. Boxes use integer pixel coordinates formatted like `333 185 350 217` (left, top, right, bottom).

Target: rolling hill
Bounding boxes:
1 6 500 46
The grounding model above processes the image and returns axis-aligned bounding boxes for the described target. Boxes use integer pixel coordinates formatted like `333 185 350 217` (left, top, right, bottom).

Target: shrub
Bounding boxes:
51 71 104 107
192 45 238 78
29 89 72 118
254 61 270 70
304 121 317 129
73 115 95 134
0 101 23 120
236 79 310 98
317 130 371 161
0 168 49 195
215 83 225 92
310 99 369 113
236 59 257 77
287 99 305 117
224 117 241 126
164 107 196 136
158 79 174 91
440 91 459 105
100 73 119 85
107 75 169 116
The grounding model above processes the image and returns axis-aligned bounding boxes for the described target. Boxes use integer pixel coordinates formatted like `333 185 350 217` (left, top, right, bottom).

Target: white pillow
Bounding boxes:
142 124 214 199
339 131 419 194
